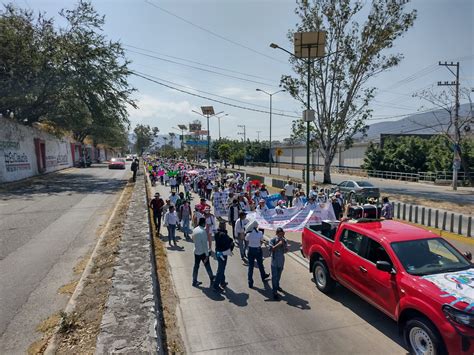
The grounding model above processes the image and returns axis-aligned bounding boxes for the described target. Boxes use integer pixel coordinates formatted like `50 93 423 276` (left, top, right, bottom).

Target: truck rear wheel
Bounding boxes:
313 261 335 294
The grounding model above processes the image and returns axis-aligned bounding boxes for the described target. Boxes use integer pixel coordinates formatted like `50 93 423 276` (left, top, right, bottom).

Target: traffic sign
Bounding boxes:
276 148 283 156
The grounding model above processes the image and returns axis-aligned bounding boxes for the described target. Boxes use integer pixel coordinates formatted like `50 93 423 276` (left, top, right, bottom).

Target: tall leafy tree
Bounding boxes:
282 0 417 183
134 124 158 154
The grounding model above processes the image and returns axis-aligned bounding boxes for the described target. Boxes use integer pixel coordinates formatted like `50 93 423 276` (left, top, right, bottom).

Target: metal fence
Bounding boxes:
392 201 472 237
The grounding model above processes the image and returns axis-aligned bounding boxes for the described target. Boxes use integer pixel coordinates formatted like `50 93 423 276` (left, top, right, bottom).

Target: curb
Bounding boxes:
44 180 130 355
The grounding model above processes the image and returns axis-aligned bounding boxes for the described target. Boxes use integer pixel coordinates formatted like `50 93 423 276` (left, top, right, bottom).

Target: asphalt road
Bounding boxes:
153 183 407 354
240 165 474 206
0 164 129 354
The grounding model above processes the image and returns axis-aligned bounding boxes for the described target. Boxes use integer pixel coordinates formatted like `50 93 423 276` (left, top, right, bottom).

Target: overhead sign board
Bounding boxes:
189 123 202 132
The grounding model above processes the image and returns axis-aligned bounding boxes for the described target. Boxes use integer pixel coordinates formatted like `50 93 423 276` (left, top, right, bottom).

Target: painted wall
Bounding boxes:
0 117 74 183
273 142 369 169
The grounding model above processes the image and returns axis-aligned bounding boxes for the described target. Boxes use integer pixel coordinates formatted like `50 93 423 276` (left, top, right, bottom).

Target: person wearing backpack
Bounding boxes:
213 221 234 292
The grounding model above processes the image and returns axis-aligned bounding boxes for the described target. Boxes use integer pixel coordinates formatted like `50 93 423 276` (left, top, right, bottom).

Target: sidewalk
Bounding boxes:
152 182 405 354
95 173 161 353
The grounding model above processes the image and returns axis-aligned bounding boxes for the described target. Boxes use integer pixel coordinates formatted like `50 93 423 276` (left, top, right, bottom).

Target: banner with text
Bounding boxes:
246 203 337 232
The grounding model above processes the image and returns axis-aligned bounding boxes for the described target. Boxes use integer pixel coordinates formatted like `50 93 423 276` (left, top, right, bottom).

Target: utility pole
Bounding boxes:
438 61 460 190
238 124 246 166
256 130 261 142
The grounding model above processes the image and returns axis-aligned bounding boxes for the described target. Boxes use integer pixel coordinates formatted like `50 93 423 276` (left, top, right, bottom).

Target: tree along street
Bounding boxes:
0 164 129 354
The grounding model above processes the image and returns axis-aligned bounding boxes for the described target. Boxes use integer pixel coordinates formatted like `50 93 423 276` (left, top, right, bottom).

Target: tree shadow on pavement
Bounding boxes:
325 284 407 350
0 170 127 200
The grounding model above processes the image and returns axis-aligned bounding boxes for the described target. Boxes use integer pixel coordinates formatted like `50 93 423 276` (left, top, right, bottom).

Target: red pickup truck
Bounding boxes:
301 219 474 355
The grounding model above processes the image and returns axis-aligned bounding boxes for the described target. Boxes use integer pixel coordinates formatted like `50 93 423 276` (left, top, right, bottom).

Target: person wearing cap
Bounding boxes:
192 217 214 287
259 184 269 199
245 220 270 288
316 189 328 204
278 190 288 206
334 191 344 207
256 199 268 213
149 192 165 235
234 211 249 260
197 197 210 212
268 227 289 300
213 221 234 292
275 200 286 215
309 185 318 199
169 191 179 206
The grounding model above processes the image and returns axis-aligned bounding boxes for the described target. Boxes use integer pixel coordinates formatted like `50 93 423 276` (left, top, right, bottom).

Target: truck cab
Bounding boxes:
301 219 474 355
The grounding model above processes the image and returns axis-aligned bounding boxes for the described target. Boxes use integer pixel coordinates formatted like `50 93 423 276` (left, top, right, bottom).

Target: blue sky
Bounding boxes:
14 0 474 141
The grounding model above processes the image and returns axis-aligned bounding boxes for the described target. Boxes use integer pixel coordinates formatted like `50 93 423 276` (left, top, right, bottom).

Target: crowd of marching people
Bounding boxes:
143 156 393 300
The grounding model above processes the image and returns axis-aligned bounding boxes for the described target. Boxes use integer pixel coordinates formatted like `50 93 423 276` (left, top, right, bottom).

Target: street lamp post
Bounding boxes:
214 113 229 140
192 107 223 168
172 124 188 152
270 32 326 196
256 89 285 175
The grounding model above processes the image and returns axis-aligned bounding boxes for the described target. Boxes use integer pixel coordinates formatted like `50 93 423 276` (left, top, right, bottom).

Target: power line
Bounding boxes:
131 71 300 119
126 48 278 87
144 0 287 65
124 44 275 82
130 69 294 114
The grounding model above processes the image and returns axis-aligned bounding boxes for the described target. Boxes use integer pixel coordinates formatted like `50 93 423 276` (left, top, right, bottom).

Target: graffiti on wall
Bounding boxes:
4 151 31 172
0 141 20 150
46 154 69 168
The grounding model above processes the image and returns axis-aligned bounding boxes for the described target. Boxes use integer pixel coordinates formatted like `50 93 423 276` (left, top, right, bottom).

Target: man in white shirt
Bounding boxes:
284 180 295 207
192 218 214 287
169 191 179 205
234 211 249 260
164 205 178 247
169 176 176 191
245 220 270 288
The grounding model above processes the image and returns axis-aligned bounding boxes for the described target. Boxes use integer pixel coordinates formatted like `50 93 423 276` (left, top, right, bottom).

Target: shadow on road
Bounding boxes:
324 283 407 351
0 168 129 200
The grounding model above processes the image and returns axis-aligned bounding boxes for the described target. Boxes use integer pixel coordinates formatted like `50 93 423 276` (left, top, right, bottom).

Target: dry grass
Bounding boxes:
27 182 134 355
145 181 185 354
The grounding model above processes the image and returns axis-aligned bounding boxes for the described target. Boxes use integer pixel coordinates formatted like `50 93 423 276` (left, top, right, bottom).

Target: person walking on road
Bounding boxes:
179 199 192 240
268 227 288 300
213 221 234 292
245 220 270 288
192 218 214 287
149 192 165 235
234 211 249 261
227 199 241 239
131 158 139 182
164 205 179 247
381 196 393 219
284 181 295 207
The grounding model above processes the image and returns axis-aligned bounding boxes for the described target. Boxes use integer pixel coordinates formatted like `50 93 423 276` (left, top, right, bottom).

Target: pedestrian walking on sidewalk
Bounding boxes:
149 192 165 235
192 218 214 287
234 211 249 261
245 220 270 288
131 158 139 182
213 221 234 292
164 205 178 246
381 196 393 220
268 227 288 300
179 200 192 240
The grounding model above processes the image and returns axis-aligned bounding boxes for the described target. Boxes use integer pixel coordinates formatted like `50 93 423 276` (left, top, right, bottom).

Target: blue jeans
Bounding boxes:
214 254 228 288
271 264 284 293
248 247 266 285
181 216 190 237
238 237 247 259
167 224 176 244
